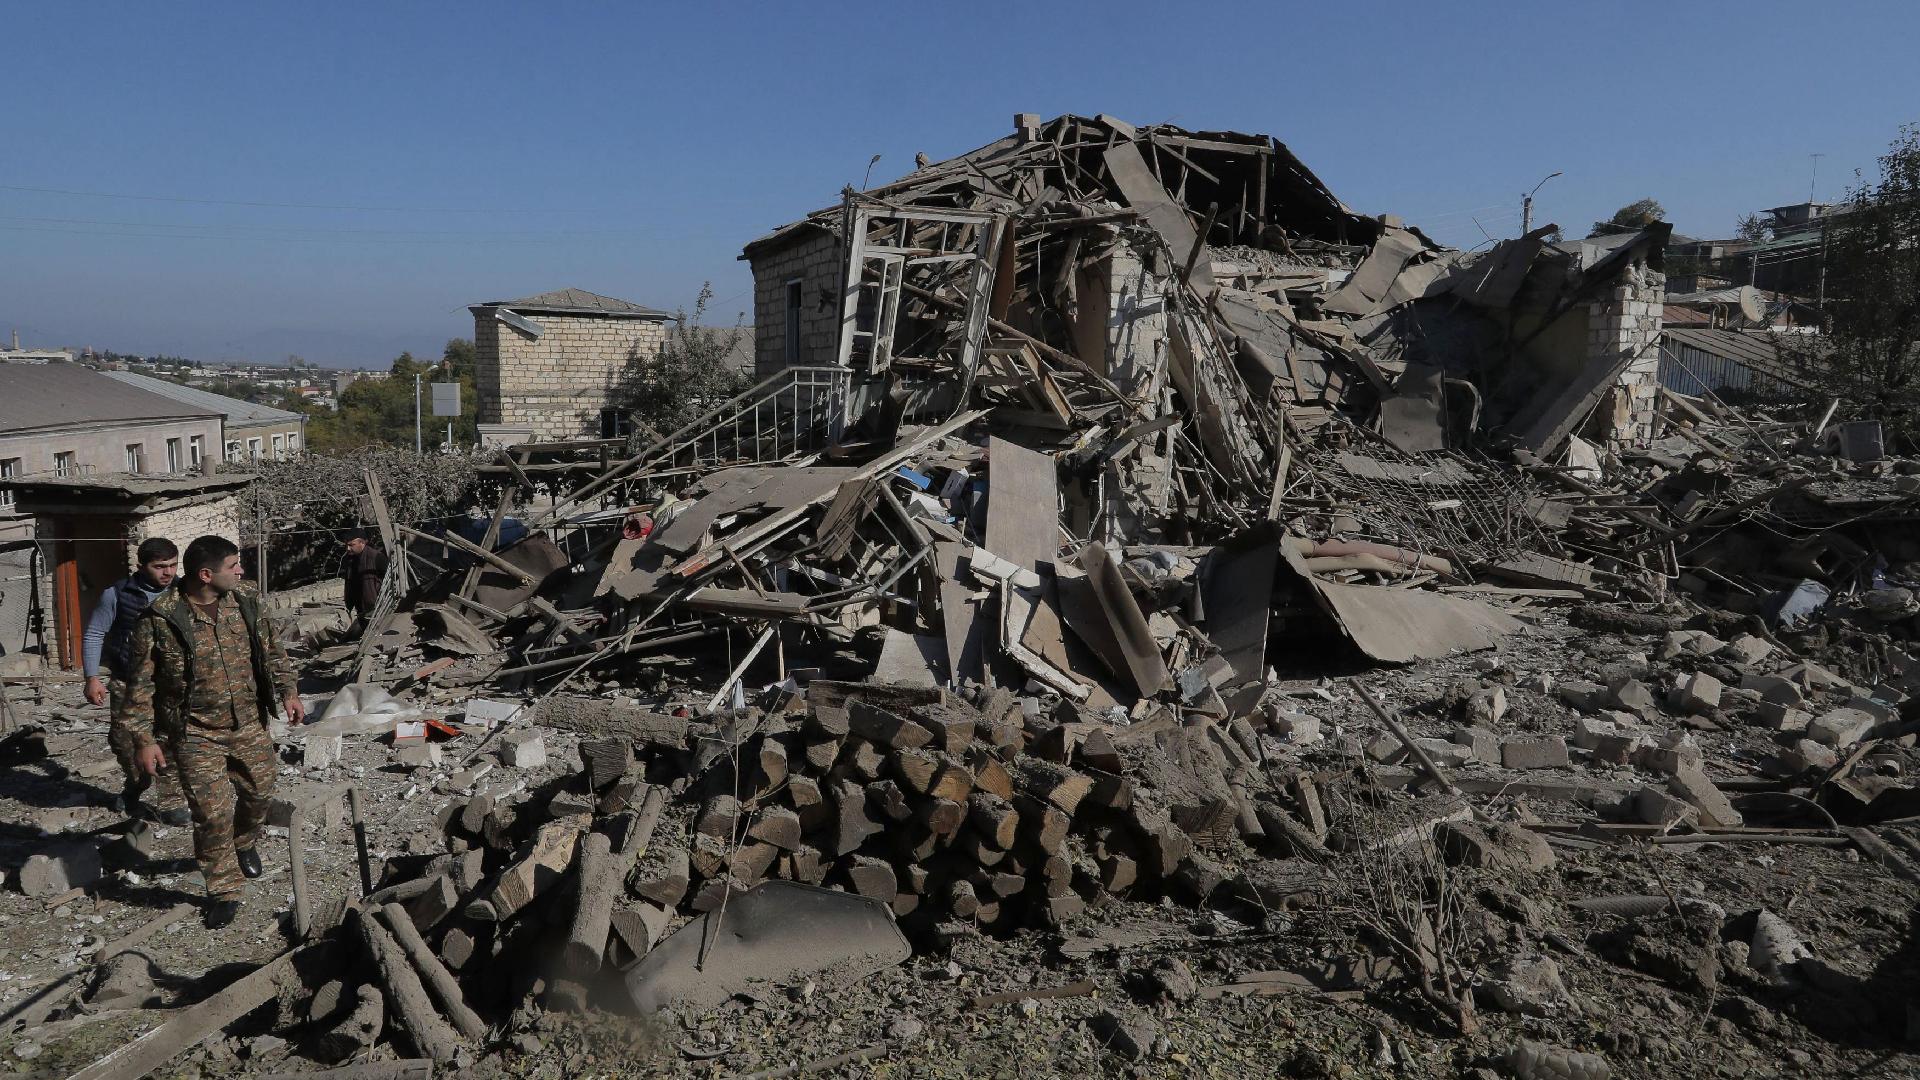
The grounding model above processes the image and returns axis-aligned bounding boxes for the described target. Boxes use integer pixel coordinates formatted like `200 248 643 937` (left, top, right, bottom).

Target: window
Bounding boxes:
286 432 300 454
188 436 204 469
165 438 182 474
271 433 285 460
125 444 144 473
225 440 242 463
783 278 803 365
246 437 263 461
54 451 77 477
0 458 16 509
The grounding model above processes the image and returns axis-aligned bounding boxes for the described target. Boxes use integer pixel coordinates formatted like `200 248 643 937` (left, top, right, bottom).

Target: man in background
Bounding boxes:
341 531 388 632
119 535 304 929
83 537 188 826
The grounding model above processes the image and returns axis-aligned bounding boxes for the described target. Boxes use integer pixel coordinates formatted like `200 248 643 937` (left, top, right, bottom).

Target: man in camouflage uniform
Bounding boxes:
118 535 305 929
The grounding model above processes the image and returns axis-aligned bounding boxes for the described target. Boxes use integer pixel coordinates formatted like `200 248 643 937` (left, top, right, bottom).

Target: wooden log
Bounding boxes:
579 738 634 791
748 805 803 850
924 797 967 837
353 907 463 1063
847 700 935 750
967 793 1019 849
694 794 740 841
1079 728 1122 773
947 879 981 919
830 780 883 855
439 927 476 970
787 775 829 831
631 845 690 907
564 790 663 974
844 856 897 900
892 748 941 794
954 828 1008 867
1014 794 1071 855
377 903 486 1041
967 748 1015 800
467 816 585 921
730 840 780 883
534 696 705 751
404 875 460 932
1017 760 1095 816
843 739 885 781
756 735 790 797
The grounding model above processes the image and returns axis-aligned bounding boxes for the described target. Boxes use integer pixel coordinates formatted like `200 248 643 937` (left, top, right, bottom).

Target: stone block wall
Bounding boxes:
1588 259 1666 447
749 230 845 380
475 312 670 441
126 494 241 573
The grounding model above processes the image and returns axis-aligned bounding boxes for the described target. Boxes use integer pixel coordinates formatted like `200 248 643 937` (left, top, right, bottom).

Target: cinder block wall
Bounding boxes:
474 313 669 440
126 494 241 573
749 230 846 380
1591 259 1666 447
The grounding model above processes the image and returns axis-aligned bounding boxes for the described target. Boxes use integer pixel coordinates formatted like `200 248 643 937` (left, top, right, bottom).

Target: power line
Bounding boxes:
0 182 598 215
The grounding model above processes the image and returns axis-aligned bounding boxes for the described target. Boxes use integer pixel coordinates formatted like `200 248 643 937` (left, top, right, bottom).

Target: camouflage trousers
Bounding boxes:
105 678 184 809
168 718 277 899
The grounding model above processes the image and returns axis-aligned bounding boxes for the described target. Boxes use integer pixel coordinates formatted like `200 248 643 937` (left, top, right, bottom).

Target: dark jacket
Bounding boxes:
343 543 388 614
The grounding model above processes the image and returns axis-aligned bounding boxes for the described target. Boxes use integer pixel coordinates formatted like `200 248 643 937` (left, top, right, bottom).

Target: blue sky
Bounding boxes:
5 1 1917 367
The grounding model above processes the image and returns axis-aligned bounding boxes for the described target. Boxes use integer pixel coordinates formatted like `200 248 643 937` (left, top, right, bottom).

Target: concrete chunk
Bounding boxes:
1808 707 1877 748
500 730 547 768
1633 786 1699 829
1740 674 1803 706
1609 678 1659 716
1717 633 1774 667
1673 673 1722 714
1668 767 1742 828
1756 701 1810 732
1449 726 1500 764
1501 736 1569 770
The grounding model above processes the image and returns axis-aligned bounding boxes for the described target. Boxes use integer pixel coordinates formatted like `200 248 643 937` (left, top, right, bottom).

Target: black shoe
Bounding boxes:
236 847 263 879
204 899 241 929
115 779 148 817
155 806 190 827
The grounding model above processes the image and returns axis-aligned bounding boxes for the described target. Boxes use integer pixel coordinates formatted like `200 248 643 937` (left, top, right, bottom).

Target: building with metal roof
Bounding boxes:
103 369 306 462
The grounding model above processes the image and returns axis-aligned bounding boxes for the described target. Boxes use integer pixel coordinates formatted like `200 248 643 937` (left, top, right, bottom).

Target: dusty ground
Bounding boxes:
3 610 1920 1079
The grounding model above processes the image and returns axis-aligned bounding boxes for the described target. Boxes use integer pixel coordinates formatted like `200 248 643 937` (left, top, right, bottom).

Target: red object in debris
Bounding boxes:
623 512 655 540
423 718 463 741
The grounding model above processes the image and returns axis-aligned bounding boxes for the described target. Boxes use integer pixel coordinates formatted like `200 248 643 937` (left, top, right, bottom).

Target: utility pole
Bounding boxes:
414 373 422 454
1809 153 1825 203
1523 171 1562 235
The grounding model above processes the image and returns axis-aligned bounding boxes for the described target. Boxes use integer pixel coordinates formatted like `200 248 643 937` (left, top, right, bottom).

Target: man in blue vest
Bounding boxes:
83 537 189 826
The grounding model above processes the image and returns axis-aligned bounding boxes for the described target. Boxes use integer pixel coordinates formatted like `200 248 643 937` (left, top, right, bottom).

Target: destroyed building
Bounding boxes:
25 112 1920 1080
471 288 673 446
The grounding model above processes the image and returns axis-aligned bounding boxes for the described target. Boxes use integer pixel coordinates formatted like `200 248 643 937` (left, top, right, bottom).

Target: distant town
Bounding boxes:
0 332 404 413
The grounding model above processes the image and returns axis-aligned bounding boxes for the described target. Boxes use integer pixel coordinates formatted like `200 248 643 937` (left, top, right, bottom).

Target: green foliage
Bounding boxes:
607 284 750 438
1804 124 1920 437
305 340 481 451
1735 213 1769 245
1588 198 1667 238
228 445 493 588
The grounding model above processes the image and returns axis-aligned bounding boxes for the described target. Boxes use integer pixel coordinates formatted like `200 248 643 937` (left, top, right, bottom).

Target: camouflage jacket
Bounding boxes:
116 584 297 750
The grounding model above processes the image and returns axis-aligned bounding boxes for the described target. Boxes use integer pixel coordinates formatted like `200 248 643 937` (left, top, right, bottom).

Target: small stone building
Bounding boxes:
739 223 846 381
0 473 249 671
469 288 672 445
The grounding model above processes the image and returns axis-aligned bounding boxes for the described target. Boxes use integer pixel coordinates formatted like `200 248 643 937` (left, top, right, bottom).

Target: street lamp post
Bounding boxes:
1522 171 1563 235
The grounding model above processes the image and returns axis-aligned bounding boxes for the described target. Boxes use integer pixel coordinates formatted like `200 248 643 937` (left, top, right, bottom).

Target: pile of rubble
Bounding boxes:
25 113 1920 1077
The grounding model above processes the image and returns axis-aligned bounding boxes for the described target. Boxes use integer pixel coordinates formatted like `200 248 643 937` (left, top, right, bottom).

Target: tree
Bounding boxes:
1803 124 1920 437
1735 213 1770 245
304 344 482 451
1588 198 1667 238
606 283 750 438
